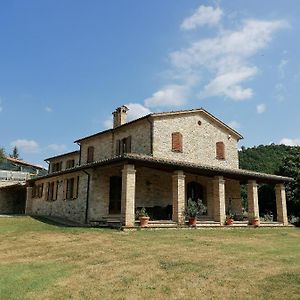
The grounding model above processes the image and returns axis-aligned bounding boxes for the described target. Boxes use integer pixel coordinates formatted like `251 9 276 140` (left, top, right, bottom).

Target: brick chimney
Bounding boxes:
112 105 129 128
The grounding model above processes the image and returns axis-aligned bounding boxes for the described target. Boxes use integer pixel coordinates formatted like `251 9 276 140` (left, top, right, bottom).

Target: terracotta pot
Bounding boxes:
252 219 260 227
139 216 150 227
226 218 234 225
189 217 197 226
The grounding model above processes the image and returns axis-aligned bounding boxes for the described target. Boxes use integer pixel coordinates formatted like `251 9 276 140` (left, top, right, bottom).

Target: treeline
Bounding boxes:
239 144 300 223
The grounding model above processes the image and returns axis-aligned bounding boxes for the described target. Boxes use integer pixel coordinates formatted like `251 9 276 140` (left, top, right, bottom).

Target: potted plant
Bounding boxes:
185 199 199 226
138 207 150 227
252 215 260 227
225 209 234 225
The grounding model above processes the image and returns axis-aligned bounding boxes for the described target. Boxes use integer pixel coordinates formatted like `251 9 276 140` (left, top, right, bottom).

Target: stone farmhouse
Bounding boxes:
26 106 292 228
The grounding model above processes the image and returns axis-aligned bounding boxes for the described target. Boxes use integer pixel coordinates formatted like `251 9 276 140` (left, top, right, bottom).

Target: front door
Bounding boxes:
109 176 122 214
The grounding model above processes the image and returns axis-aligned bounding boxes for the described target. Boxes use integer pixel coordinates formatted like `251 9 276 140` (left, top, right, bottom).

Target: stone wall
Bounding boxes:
152 112 239 169
49 152 80 173
225 179 242 215
80 119 151 164
26 171 88 224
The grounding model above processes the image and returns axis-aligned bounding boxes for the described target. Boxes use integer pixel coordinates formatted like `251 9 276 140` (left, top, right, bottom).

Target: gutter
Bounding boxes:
82 170 91 224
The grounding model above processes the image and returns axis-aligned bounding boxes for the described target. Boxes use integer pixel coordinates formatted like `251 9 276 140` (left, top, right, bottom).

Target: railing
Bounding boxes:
0 170 30 181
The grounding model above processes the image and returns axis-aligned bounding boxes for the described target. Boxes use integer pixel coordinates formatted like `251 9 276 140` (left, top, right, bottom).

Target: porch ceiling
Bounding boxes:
28 153 294 185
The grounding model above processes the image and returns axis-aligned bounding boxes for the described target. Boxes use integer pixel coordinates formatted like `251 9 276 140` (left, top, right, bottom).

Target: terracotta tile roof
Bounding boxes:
27 153 293 184
5 156 45 170
44 150 80 162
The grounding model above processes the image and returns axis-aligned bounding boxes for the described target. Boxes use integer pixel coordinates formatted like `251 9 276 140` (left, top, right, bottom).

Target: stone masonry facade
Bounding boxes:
26 106 291 226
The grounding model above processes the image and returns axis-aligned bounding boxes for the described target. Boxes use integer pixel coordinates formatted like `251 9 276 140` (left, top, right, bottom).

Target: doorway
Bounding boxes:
109 176 122 214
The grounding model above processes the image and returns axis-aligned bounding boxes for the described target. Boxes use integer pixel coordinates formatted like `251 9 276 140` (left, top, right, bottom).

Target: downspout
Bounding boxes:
146 116 153 156
82 170 91 224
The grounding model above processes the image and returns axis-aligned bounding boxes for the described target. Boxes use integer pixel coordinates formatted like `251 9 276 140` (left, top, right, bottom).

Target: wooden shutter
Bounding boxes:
125 136 132 153
73 176 79 199
63 179 68 200
87 146 94 163
116 140 121 156
216 142 225 160
172 132 183 152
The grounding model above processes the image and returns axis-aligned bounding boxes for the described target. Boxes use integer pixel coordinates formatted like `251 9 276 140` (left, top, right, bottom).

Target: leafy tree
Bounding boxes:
278 147 300 220
239 144 300 223
10 146 20 159
0 148 4 163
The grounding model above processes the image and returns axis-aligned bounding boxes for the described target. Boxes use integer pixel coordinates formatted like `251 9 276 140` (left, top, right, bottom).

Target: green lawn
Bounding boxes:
0 217 299 300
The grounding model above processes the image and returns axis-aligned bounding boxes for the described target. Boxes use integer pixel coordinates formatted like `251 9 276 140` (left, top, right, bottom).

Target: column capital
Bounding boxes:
247 180 258 187
275 183 285 190
172 170 185 179
213 176 225 184
122 164 136 174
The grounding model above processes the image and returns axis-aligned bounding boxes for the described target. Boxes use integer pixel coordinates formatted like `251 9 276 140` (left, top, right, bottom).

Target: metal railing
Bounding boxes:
0 170 30 181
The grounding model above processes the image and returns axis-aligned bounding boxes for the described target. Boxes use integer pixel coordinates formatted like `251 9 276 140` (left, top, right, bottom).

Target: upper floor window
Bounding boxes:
32 183 43 199
116 136 132 155
64 176 79 200
172 132 183 153
66 159 75 169
52 161 62 172
216 142 225 160
47 181 58 201
87 146 94 163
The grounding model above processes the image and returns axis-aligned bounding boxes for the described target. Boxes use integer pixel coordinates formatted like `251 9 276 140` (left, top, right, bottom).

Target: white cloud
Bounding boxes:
256 103 266 114
278 59 288 79
144 84 188 107
202 66 256 100
171 19 289 101
181 5 223 30
279 138 300 146
10 139 40 154
126 103 151 121
45 106 53 113
228 120 241 130
275 83 285 102
47 144 67 153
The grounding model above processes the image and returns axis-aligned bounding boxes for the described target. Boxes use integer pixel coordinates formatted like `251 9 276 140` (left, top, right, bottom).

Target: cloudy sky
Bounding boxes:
0 0 299 167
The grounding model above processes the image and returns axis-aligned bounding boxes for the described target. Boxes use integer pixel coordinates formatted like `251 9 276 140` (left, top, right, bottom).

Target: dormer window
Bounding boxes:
172 132 183 152
216 142 225 160
87 146 94 163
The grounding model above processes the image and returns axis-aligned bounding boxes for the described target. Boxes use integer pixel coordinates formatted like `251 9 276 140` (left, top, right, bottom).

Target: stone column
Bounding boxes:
25 187 33 214
121 164 136 227
213 176 226 225
247 180 259 222
275 183 288 225
172 170 185 224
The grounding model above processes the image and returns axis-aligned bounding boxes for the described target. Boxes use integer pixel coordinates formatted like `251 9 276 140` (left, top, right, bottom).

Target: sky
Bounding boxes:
0 0 299 167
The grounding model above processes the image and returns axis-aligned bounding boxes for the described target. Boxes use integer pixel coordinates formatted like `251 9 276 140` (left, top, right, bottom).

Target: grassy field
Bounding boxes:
0 217 299 300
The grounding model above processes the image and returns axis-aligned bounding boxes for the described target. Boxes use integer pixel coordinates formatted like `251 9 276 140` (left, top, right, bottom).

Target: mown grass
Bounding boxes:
0 217 299 299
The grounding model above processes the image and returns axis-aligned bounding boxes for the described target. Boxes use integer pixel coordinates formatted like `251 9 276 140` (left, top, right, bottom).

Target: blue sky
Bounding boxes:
0 0 299 167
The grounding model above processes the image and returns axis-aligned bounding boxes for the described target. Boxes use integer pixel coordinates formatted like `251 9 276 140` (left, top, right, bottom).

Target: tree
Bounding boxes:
10 146 20 159
0 147 4 163
278 147 300 222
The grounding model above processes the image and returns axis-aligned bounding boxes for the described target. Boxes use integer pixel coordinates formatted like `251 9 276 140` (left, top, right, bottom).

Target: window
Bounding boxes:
47 181 58 201
172 132 183 152
216 142 225 160
32 183 44 198
87 146 94 163
64 176 79 200
66 159 75 169
52 162 62 172
116 136 132 155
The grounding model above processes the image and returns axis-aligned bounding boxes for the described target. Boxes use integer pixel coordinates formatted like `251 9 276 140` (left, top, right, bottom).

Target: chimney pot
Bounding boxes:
112 105 129 128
